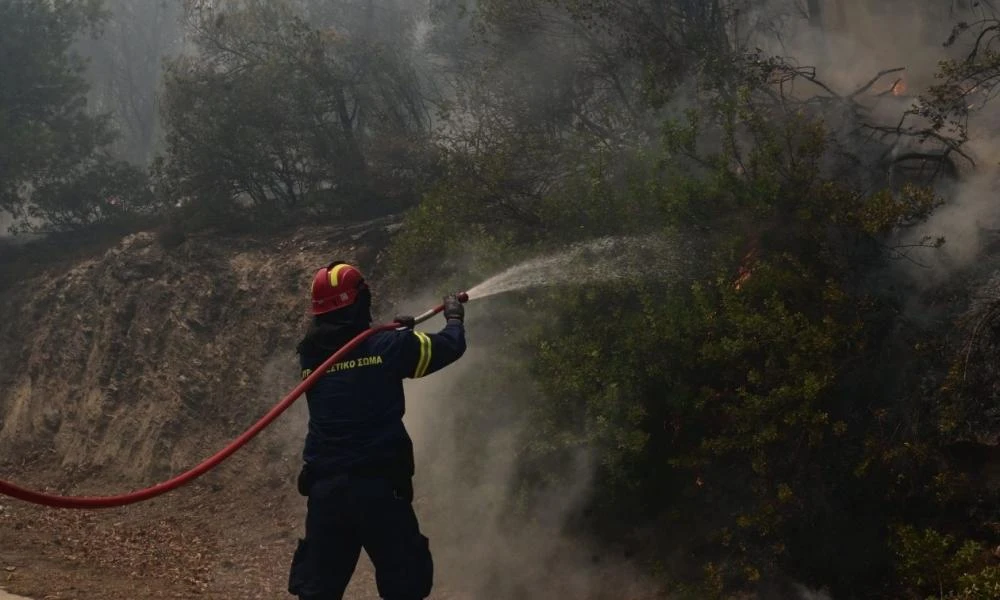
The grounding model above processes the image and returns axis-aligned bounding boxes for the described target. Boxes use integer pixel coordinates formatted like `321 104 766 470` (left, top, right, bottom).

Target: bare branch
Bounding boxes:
849 67 907 99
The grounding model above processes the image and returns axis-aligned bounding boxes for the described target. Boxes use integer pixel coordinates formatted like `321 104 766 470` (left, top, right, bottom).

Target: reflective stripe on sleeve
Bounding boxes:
413 331 432 378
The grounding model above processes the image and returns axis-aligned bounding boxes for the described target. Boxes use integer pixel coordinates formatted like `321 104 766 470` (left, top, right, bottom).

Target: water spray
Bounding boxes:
0 294 470 509
462 234 688 300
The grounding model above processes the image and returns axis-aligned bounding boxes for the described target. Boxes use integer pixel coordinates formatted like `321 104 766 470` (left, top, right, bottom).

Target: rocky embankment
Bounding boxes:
0 219 401 599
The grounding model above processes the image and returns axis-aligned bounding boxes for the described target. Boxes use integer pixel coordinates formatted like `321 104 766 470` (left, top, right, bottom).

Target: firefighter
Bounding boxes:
288 261 466 600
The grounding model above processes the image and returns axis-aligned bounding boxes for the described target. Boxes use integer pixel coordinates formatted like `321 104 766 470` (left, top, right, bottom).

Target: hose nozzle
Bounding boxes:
411 291 470 326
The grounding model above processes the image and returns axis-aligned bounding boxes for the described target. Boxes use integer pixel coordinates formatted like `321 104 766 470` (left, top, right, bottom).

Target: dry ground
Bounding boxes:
0 475 425 599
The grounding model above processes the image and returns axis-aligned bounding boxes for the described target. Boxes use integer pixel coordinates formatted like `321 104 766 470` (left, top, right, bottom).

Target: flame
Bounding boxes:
891 79 907 96
733 246 758 290
734 268 752 290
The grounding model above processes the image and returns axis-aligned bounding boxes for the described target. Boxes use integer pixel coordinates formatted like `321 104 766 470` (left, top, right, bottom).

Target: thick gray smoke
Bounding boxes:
751 1 1000 285
403 317 662 599
795 585 834 600
77 0 183 163
900 155 1000 285
759 1 969 89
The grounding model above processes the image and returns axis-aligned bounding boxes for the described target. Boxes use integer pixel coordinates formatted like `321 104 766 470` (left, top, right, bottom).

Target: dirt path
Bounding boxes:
0 477 394 600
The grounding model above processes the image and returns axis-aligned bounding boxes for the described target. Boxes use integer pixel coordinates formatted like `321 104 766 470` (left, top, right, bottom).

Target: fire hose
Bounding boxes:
0 292 469 509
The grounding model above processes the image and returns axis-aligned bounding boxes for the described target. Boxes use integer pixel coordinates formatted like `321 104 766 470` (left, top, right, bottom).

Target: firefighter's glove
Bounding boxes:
443 294 464 322
394 315 416 329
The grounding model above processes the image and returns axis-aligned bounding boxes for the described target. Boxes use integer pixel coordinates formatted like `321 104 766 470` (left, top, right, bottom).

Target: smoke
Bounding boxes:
794 584 834 600
0 212 44 244
899 153 1000 285
395 290 662 599
758 1 966 90
748 1 1000 285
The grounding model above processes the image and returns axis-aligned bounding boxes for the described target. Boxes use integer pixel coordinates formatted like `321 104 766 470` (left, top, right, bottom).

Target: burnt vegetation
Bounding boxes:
3 0 1000 598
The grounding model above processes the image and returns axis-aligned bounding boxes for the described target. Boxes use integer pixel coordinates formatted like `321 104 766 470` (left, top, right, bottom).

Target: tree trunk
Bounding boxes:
807 0 822 28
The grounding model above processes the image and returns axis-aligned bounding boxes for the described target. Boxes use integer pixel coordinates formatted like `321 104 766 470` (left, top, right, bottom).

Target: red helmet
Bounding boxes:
311 262 366 315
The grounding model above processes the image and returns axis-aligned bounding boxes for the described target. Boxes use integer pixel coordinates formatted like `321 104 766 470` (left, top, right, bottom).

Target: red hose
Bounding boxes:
0 316 416 509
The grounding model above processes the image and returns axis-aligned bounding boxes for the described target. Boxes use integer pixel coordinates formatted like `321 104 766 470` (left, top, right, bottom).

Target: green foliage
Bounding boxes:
517 107 921 591
895 526 1000 600
389 50 972 593
918 19 1000 143
385 133 569 288
26 156 154 232
155 0 432 223
0 0 152 232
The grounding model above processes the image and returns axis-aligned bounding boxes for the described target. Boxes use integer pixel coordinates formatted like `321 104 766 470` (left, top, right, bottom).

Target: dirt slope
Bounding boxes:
0 220 399 484
0 219 402 599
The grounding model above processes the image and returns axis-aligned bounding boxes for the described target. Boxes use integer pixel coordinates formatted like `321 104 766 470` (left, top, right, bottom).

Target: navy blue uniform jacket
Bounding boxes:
298 319 466 479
